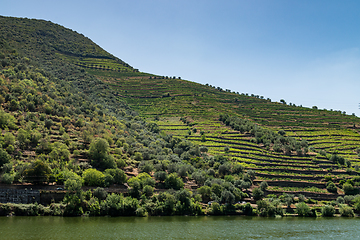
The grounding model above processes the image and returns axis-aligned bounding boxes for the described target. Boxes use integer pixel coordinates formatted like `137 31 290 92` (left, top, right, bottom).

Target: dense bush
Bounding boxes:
326 181 338 193
295 202 315 217
339 204 354 217
83 169 105 187
321 205 335 217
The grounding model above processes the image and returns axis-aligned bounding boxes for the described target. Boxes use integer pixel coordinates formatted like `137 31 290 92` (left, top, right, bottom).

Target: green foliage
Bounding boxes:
104 168 127 185
165 173 184 190
138 161 154 174
142 185 154 198
326 181 338 193
209 202 223 215
49 142 70 162
257 199 283 217
0 110 17 129
339 204 354 217
154 171 168 182
89 138 114 169
101 193 139 216
242 203 254 216
82 168 105 187
252 187 264 201
128 173 153 187
343 183 359 195
259 181 268 191
93 187 108 200
0 148 11 168
0 15 360 216
295 202 314 217
219 114 308 155
1 173 14 184
197 185 211 201
24 160 51 184
321 205 335 217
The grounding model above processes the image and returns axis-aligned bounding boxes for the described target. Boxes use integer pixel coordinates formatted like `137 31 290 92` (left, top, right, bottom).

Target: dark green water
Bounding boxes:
0 216 359 239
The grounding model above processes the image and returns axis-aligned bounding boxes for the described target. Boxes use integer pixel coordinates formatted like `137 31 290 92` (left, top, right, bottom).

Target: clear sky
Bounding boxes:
2 0 360 115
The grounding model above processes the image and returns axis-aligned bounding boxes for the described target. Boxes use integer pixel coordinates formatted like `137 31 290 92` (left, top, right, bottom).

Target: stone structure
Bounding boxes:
0 189 40 204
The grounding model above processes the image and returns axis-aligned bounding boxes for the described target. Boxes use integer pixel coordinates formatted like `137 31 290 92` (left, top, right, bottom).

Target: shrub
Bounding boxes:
93 187 108 200
83 169 105 187
242 203 254 216
24 160 51 184
89 138 112 169
165 173 184 190
339 204 354 217
210 202 223 215
259 181 268 191
218 163 231 176
295 202 313 217
321 205 335 217
138 161 154 174
1 173 14 184
220 190 235 204
191 171 207 185
142 185 154 198
0 148 11 168
105 168 127 184
257 199 283 217
336 196 344 204
252 187 264 201
326 182 338 193
154 171 168 182
197 186 211 201
135 207 148 217
343 183 359 195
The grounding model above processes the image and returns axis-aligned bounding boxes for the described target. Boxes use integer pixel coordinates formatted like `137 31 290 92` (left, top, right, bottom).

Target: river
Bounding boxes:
0 216 359 239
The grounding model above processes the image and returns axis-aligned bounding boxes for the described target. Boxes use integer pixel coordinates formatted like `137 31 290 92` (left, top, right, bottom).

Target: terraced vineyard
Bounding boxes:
77 71 360 200
6 14 358 201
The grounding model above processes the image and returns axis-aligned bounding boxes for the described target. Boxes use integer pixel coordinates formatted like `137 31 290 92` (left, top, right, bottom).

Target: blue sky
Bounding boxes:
2 0 360 115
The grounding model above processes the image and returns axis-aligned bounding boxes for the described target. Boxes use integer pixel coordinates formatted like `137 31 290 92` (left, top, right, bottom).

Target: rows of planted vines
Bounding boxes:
88 59 360 201
149 115 354 199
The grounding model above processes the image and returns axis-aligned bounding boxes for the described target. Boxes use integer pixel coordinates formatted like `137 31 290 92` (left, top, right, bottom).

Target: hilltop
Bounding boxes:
0 16 360 217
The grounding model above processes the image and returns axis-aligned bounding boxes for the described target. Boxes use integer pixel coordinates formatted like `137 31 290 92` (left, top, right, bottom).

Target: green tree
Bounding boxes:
197 185 211 201
252 187 264 201
89 138 116 169
9 99 19 111
295 202 312 217
321 205 335 217
259 181 268 191
165 173 184 190
142 185 154 197
339 204 354 217
3 132 15 147
0 110 17 129
24 160 51 184
17 128 30 148
49 142 70 162
104 168 127 184
89 138 110 160
83 168 105 187
326 181 338 193
343 183 359 195
154 171 168 183
0 148 11 168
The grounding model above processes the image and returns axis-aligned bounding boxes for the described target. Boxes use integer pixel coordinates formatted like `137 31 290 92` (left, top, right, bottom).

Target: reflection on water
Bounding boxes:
0 216 359 240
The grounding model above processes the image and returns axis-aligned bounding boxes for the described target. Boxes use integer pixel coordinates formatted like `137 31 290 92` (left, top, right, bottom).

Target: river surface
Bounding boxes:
0 216 359 239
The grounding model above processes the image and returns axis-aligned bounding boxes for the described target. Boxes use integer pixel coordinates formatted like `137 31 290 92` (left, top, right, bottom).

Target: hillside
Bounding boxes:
1 16 360 217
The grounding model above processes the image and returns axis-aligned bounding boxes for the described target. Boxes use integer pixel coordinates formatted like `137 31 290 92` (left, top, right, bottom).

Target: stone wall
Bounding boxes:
0 189 40 204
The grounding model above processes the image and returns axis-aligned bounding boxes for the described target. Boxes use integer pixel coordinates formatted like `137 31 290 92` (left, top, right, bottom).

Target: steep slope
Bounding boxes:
1 15 360 209
93 74 360 199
